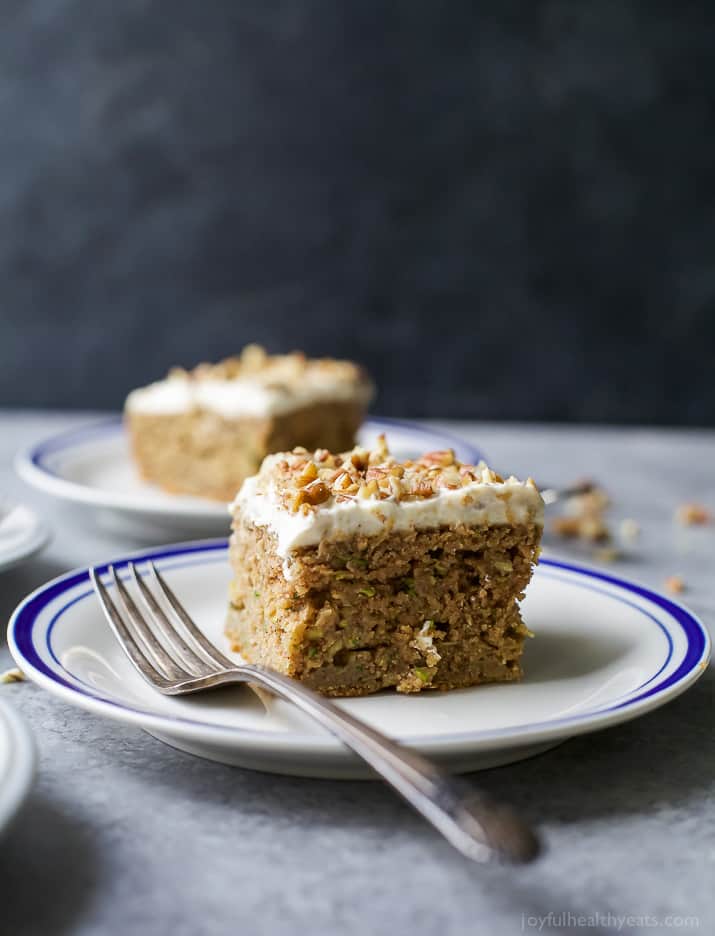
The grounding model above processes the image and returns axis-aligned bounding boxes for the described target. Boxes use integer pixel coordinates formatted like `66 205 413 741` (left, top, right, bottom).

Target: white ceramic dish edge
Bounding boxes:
0 699 36 835
14 416 484 520
7 540 710 763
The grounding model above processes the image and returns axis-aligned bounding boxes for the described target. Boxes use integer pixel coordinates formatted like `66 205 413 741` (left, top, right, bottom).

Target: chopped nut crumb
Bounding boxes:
664 575 685 594
675 503 711 526
291 480 331 510
579 516 611 542
551 514 610 543
593 546 621 563
0 667 25 684
421 450 455 468
619 518 640 542
254 434 531 514
169 345 373 395
295 461 318 487
551 484 611 543
550 516 582 538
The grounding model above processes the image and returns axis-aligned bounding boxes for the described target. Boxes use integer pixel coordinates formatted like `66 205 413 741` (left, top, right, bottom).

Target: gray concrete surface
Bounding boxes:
0 411 712 936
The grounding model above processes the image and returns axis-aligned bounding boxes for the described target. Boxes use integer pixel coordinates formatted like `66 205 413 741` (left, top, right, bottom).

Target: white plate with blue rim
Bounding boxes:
0 503 51 574
0 698 35 836
14 417 483 540
8 541 710 779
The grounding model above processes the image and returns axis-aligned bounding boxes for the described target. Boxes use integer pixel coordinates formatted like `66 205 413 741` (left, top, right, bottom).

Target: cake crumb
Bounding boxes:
593 546 620 563
664 575 685 594
619 518 640 542
551 485 611 543
0 667 25 684
675 503 711 526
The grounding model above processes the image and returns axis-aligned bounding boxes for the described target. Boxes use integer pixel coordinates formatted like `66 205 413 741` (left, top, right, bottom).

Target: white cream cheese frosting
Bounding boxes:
231 449 544 561
125 347 374 419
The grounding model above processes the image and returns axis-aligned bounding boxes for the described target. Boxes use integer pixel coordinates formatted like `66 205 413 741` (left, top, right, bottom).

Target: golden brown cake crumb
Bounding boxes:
593 546 621 563
551 485 611 543
675 503 711 526
619 518 641 542
664 575 685 594
0 667 25 684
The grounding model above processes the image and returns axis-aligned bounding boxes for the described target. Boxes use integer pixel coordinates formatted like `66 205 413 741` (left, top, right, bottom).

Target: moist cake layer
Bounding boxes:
226 521 540 696
127 401 366 503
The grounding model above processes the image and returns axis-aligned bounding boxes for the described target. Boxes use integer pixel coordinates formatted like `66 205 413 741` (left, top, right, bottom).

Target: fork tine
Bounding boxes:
128 563 209 677
109 566 190 682
90 568 170 688
149 562 236 671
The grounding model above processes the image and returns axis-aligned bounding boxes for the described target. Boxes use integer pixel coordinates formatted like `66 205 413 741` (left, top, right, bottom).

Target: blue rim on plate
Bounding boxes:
23 415 483 480
0 505 51 574
8 540 710 751
26 416 483 475
14 416 484 521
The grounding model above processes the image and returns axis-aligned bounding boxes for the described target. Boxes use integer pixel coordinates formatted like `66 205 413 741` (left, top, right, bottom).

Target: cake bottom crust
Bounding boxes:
225 522 541 697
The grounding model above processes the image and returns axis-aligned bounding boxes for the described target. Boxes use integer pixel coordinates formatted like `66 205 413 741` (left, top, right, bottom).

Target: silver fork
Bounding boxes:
539 480 595 506
90 561 541 865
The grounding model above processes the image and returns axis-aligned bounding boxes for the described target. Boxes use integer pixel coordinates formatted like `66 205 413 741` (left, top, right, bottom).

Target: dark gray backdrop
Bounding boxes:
1 1 714 424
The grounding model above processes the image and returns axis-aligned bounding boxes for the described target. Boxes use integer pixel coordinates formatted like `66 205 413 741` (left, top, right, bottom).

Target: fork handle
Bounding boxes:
230 664 540 863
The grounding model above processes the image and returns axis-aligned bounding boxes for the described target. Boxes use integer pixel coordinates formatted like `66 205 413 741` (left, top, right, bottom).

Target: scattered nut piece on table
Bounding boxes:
675 503 711 526
593 546 621 563
619 518 641 542
664 575 685 594
0 667 25 684
551 485 611 543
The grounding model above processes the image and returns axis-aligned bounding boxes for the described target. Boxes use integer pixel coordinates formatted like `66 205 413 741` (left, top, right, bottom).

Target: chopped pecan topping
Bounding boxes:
252 434 533 514
167 344 371 392
664 575 685 594
292 481 331 510
675 503 711 526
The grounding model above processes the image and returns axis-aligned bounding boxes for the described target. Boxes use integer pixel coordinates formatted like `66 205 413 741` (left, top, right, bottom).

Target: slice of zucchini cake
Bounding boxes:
124 345 374 502
226 437 543 697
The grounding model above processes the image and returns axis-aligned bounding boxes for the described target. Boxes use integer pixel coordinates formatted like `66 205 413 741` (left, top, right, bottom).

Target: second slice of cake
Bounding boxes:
125 345 374 502
226 438 544 696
